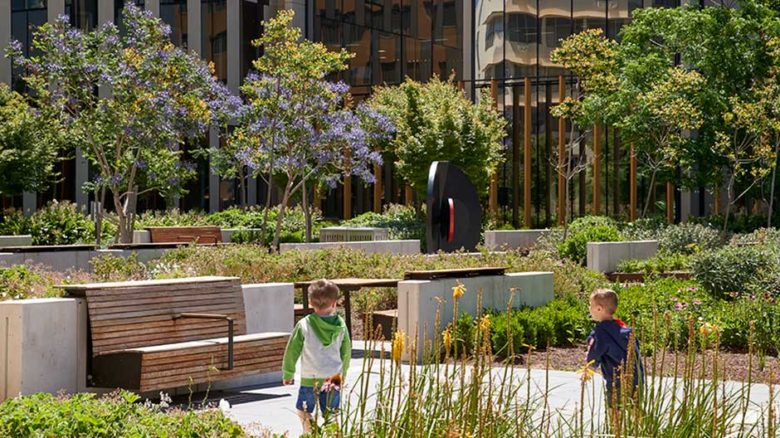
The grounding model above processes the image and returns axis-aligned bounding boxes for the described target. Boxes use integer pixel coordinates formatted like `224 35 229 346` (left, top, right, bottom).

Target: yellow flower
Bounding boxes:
699 322 720 337
479 314 491 332
442 328 452 353
577 360 596 383
391 330 406 364
452 280 466 301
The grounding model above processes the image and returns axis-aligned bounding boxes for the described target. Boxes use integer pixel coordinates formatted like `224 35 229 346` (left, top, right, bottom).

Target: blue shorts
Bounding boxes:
295 386 341 414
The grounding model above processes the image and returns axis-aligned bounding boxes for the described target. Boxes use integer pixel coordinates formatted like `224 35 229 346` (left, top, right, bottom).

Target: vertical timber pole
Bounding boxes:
524 77 532 228
489 79 499 217
557 75 566 225
373 163 382 213
593 123 601 215
630 143 637 222
512 85 521 228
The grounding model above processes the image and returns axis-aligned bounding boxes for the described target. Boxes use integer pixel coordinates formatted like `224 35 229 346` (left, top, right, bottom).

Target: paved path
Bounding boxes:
215 346 777 437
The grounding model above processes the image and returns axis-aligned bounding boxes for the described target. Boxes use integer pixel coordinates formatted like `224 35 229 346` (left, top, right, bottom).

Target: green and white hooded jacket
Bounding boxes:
282 313 351 387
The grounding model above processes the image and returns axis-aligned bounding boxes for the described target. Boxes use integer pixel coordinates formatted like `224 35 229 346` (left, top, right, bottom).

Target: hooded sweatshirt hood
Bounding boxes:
306 313 347 347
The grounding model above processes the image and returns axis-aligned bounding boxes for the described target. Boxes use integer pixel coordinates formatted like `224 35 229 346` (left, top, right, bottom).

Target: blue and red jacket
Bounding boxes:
586 319 644 393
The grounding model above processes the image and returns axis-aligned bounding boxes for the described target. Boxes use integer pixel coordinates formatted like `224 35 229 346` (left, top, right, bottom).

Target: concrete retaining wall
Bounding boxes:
0 235 33 247
0 298 89 400
0 248 166 273
397 272 554 362
280 239 420 255
0 282 295 400
319 227 389 242
484 230 546 251
132 228 264 244
586 240 659 273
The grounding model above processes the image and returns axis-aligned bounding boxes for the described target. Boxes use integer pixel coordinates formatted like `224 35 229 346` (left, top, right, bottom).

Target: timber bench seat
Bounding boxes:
146 226 222 244
61 276 289 392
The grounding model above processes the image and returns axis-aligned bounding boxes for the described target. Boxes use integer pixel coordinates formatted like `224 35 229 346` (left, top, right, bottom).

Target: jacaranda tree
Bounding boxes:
7 5 237 243
228 10 388 247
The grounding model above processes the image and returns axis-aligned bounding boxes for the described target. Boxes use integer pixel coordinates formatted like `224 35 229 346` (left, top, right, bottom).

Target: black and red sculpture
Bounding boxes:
426 162 481 253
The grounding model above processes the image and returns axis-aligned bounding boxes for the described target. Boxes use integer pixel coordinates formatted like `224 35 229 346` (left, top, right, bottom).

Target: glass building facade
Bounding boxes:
0 0 727 218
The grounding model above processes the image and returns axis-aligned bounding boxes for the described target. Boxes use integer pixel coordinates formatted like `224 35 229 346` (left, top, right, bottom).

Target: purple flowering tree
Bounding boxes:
6 5 237 243
226 10 389 246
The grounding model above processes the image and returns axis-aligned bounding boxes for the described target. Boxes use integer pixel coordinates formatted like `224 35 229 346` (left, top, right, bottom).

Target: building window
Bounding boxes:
543 16 570 48
11 0 47 92
506 13 536 44
160 0 188 48
485 16 503 48
115 0 145 35
66 0 98 31
202 0 227 83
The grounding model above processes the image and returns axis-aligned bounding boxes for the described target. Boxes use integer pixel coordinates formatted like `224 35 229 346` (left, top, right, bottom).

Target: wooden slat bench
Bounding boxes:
61 276 289 392
146 226 222 244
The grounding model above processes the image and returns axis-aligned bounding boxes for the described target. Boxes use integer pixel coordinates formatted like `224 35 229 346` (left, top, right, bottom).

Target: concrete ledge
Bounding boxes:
484 229 546 251
242 283 294 334
397 271 554 362
280 239 420 255
0 247 167 272
0 235 33 247
0 298 88 401
586 240 659 273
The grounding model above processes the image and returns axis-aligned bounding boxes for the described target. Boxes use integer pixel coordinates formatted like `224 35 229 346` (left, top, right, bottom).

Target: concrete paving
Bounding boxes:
198 345 777 437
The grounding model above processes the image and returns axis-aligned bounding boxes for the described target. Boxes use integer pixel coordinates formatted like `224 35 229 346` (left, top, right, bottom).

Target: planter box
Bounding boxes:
319 227 389 242
484 229 546 251
0 235 33 247
370 309 398 342
280 239 420 255
586 240 659 273
398 271 554 362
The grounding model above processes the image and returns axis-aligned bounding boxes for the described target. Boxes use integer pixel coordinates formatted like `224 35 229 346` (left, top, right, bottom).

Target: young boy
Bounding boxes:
282 279 351 433
584 288 644 406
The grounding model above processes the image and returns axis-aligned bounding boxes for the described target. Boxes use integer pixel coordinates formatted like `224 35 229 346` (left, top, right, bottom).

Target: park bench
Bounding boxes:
61 276 289 392
146 226 222 244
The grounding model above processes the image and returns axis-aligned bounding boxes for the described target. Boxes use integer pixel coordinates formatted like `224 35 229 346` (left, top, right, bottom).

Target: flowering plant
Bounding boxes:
7 5 237 242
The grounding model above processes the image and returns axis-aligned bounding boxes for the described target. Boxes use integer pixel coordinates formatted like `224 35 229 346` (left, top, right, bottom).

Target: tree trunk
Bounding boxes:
272 178 295 249
260 173 274 246
723 175 735 233
239 167 247 208
302 177 312 243
768 139 779 228
641 169 658 219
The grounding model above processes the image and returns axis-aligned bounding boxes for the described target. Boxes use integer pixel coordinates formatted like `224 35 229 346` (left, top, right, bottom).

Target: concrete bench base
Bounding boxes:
0 235 33 247
398 271 554 362
586 240 659 273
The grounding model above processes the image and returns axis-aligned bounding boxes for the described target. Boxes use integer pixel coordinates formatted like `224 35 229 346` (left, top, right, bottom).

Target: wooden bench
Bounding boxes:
146 226 222 244
61 276 289 392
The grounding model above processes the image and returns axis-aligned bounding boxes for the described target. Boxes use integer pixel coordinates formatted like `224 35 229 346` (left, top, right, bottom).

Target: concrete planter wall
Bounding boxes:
397 271 554 362
0 235 33 247
586 240 659 273
0 282 294 400
484 229 546 251
280 239 420 255
0 298 89 400
319 227 389 242
0 247 166 273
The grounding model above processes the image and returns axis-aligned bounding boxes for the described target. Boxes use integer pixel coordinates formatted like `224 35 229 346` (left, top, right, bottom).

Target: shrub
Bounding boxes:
0 265 87 301
691 245 779 299
690 213 768 234
343 203 425 241
91 253 148 282
658 223 722 255
134 209 210 228
0 208 29 236
0 391 247 437
619 216 666 241
616 253 692 274
558 223 622 265
730 227 780 247
28 201 94 245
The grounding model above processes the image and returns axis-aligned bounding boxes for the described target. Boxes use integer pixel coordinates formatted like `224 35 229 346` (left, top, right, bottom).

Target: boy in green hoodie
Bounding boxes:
282 279 351 433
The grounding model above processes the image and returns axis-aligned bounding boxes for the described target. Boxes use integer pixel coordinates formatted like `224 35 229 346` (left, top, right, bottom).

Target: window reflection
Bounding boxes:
202 0 227 83
160 0 188 48
66 0 98 31
11 0 47 92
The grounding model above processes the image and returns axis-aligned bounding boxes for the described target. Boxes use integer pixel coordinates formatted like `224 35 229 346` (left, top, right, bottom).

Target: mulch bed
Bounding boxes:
520 344 780 385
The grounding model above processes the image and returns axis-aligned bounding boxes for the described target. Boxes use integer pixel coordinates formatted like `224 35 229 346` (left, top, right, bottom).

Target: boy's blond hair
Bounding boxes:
308 279 340 309
590 288 618 315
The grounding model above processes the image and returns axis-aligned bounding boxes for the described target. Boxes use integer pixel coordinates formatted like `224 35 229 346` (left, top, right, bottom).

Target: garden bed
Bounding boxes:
606 271 692 282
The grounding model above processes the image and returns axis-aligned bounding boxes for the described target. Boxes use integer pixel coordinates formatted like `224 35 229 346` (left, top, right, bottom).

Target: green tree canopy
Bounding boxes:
0 84 61 197
367 77 506 197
